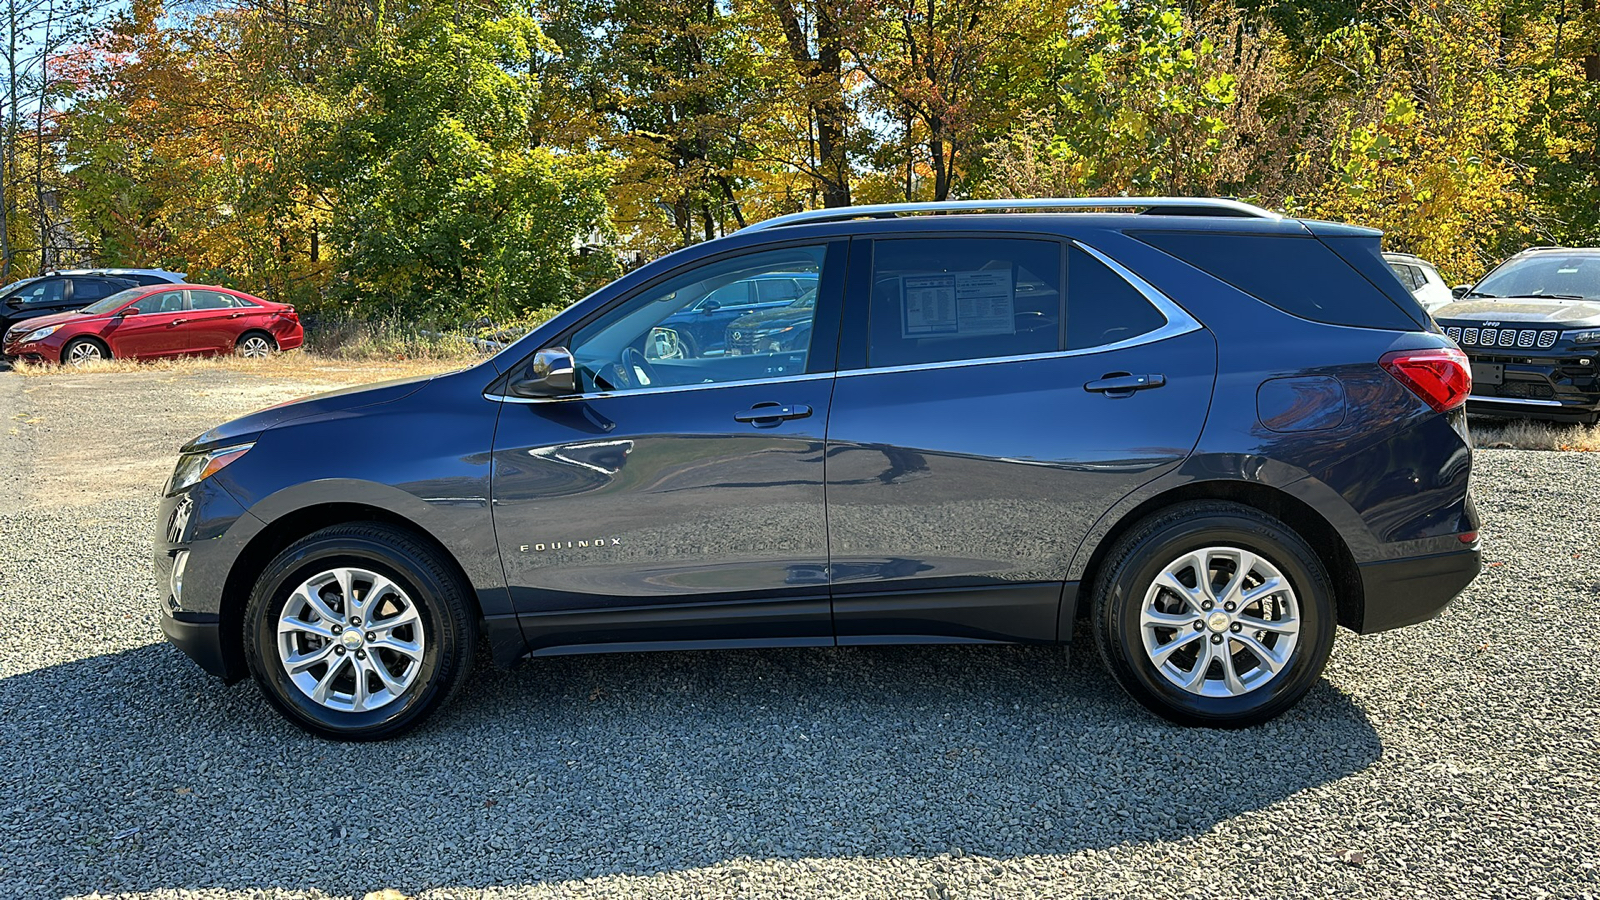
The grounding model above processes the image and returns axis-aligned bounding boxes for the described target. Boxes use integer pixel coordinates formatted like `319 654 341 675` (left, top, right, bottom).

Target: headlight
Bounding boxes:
20 324 60 342
1563 329 1600 345
167 443 253 494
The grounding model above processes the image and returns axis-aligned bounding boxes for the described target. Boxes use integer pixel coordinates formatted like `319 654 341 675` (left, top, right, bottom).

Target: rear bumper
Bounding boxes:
1356 546 1482 633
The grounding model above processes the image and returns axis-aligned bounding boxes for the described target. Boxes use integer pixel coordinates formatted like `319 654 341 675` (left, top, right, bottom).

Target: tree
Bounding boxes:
312 0 615 320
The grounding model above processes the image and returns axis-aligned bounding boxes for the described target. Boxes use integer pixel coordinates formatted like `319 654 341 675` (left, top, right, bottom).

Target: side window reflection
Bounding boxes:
568 246 827 393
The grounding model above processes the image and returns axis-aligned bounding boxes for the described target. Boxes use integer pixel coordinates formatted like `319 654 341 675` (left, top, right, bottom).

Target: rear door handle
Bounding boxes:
1084 373 1165 396
734 402 813 424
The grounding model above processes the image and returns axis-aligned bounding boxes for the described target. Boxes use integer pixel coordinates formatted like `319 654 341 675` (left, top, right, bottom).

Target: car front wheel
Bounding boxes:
63 338 108 366
1091 501 1336 728
243 523 476 740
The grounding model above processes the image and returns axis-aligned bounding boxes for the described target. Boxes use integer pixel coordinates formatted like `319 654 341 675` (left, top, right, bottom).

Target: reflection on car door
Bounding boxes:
490 241 845 652
823 236 1218 644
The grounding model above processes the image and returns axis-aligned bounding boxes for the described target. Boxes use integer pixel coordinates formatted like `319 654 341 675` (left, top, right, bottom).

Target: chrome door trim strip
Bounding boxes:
487 371 835 404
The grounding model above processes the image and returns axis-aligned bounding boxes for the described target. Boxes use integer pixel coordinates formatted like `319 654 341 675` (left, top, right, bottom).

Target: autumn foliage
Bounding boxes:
1 0 1592 323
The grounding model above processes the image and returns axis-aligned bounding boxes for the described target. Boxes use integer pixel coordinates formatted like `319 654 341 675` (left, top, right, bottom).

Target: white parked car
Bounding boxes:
1385 252 1453 313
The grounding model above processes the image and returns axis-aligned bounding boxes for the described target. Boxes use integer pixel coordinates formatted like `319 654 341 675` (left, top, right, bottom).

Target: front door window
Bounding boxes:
567 245 826 391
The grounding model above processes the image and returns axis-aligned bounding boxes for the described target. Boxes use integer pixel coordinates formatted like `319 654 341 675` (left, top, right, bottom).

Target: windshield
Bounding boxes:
77 287 148 315
1473 255 1600 301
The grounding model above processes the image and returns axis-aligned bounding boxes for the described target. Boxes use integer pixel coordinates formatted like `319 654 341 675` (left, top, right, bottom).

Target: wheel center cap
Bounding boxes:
340 630 364 650
1206 611 1231 633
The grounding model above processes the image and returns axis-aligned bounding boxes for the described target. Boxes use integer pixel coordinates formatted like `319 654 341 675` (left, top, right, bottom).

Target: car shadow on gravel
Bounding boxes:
1 638 1380 897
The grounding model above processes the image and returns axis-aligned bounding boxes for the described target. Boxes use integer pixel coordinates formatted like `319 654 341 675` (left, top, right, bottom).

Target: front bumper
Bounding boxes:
1443 338 1600 420
0 340 47 363
155 477 260 682
1356 546 1482 633
159 609 231 678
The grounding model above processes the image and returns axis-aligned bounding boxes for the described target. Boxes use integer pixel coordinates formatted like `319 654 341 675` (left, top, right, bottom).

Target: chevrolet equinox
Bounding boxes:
155 198 1483 739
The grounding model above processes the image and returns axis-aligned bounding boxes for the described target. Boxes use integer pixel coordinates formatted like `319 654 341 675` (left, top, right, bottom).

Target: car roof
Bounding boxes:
1516 246 1600 257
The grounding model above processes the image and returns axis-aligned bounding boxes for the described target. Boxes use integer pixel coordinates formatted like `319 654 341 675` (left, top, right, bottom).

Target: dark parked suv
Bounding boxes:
1432 246 1600 422
155 198 1482 739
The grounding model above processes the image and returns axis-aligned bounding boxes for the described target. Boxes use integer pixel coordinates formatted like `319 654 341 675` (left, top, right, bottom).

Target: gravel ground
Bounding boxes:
2 365 1599 900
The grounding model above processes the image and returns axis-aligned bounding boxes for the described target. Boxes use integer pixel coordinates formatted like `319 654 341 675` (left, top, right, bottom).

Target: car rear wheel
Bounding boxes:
236 332 276 358
243 523 476 740
1090 501 1336 728
62 338 108 366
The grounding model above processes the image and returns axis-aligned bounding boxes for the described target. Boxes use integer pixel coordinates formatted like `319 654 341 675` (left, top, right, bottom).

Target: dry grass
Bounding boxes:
1471 417 1600 451
10 350 477 386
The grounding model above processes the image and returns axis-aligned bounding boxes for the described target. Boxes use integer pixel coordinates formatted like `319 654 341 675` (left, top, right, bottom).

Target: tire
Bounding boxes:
243 523 477 740
62 338 108 366
235 332 276 358
678 332 700 359
1090 501 1336 728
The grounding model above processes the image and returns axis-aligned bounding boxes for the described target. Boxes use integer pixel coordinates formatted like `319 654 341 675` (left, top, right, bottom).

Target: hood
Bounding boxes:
1432 297 1600 327
3 308 99 335
184 373 437 450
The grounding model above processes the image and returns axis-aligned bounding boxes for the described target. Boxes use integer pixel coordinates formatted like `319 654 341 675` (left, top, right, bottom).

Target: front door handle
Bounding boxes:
168 318 189 326
1084 373 1166 397
734 402 813 424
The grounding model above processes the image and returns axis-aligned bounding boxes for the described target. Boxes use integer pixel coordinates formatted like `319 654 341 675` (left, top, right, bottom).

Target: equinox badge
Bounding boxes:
520 537 623 552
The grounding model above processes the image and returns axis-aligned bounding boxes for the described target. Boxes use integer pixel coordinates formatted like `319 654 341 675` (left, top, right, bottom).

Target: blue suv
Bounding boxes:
155 198 1482 739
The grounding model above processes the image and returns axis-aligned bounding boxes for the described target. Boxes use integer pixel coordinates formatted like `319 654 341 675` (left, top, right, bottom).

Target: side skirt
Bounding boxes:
488 582 1080 666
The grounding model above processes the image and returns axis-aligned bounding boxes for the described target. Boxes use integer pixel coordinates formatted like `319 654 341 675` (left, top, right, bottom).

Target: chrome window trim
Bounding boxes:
487 238 1203 399
488 371 835 405
840 239 1201 377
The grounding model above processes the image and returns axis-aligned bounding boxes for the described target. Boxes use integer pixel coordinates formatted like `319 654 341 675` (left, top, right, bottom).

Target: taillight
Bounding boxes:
1380 347 1471 412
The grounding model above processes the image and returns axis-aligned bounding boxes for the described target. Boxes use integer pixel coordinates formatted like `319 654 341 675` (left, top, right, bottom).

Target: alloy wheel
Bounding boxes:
276 567 427 713
67 342 104 366
1139 546 1301 698
240 335 274 358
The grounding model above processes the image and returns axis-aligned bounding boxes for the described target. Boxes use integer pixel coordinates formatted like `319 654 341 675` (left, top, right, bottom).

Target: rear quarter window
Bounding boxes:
1135 232 1418 330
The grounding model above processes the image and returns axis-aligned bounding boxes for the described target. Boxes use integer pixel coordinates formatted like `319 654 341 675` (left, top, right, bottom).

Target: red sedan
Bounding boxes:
1 284 303 365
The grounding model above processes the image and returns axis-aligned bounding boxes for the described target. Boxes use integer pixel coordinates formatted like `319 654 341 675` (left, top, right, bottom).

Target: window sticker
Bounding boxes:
902 275 958 335
901 270 1016 338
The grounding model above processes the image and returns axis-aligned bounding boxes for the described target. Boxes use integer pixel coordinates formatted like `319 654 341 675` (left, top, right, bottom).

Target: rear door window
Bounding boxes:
187 290 238 310
863 239 1173 367
866 238 1062 367
70 278 131 302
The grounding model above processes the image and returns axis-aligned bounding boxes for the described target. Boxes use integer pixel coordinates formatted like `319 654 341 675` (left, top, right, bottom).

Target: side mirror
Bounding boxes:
4 297 21 309
509 347 576 398
700 300 721 313
1451 285 1472 299
115 307 140 317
